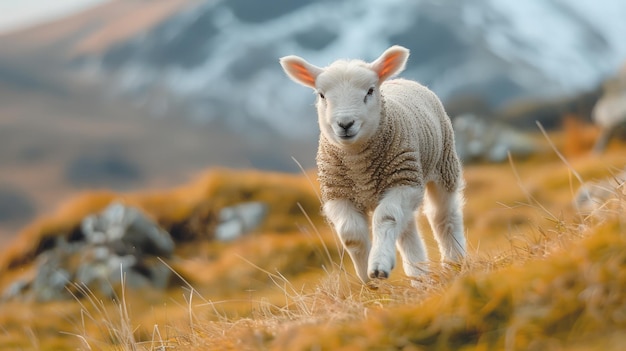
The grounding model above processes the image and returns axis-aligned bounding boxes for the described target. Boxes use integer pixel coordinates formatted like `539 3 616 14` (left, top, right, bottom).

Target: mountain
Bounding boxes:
4 0 625 138
56 0 626 138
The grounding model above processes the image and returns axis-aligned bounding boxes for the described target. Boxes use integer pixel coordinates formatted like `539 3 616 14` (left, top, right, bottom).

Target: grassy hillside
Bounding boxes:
0 130 624 350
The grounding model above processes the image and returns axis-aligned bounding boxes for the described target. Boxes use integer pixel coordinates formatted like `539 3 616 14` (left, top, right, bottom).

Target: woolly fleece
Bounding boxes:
316 78 461 213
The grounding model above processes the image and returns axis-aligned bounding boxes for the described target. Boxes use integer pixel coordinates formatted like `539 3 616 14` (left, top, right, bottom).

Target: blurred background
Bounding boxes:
0 0 625 245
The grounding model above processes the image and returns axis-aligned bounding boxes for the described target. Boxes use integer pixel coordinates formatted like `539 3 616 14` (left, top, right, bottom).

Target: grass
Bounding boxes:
0 129 625 350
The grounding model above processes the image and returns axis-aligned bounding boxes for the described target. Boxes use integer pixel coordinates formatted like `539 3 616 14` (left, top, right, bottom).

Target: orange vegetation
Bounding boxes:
561 114 601 157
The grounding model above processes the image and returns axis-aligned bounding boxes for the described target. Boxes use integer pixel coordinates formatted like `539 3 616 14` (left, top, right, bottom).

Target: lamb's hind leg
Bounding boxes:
323 199 370 283
424 181 466 263
396 219 428 278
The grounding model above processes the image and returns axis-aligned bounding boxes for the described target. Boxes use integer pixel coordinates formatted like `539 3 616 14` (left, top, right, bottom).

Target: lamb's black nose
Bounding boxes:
338 121 354 131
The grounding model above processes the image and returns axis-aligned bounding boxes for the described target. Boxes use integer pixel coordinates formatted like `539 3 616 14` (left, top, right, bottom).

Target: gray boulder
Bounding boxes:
453 114 541 163
81 202 175 256
215 201 268 241
3 202 176 301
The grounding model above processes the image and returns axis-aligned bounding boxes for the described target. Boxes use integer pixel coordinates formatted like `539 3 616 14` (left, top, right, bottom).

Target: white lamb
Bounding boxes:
280 46 466 283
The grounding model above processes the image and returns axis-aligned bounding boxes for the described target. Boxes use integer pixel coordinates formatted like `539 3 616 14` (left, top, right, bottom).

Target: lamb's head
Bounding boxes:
280 46 410 148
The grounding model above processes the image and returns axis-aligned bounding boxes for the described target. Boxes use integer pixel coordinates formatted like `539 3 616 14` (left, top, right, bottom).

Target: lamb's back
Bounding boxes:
381 79 444 122
381 79 450 182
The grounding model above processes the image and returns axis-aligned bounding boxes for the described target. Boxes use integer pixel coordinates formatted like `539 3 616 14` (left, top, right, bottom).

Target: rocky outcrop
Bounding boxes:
2 200 269 301
453 114 541 163
3 202 175 301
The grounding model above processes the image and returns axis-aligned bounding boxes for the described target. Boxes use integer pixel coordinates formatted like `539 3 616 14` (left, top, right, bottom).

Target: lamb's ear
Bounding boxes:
370 45 410 81
279 55 323 89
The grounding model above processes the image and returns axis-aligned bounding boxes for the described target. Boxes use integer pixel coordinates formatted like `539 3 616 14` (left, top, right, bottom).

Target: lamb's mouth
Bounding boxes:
338 133 356 141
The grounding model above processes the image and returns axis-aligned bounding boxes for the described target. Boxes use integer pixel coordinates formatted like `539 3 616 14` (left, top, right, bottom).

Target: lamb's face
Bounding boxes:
315 62 381 148
280 45 410 149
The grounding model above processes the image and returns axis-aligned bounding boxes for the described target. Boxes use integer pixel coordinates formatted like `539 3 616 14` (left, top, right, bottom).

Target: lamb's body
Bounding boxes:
280 46 466 283
318 79 460 213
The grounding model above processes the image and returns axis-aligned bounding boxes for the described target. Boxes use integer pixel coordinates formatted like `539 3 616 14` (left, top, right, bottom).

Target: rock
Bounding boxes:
215 202 268 241
81 202 175 256
3 202 177 301
592 62 626 152
2 279 30 301
31 241 76 301
73 202 175 295
2 200 269 301
453 114 541 163
74 246 139 297
574 170 626 219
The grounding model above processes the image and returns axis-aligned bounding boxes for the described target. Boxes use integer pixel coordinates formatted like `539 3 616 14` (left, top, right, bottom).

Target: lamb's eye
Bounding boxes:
318 92 325 100
364 87 375 103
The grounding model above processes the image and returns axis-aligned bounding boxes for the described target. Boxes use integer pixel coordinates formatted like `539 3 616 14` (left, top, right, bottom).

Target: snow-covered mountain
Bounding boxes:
73 0 626 139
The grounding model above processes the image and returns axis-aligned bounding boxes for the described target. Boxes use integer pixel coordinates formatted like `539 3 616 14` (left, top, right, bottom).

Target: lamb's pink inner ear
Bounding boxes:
291 62 316 87
378 52 403 79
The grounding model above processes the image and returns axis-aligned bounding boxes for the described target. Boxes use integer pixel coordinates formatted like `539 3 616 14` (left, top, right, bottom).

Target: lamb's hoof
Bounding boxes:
368 269 389 279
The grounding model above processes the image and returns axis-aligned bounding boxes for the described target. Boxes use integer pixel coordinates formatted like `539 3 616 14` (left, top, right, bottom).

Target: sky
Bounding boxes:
0 0 109 33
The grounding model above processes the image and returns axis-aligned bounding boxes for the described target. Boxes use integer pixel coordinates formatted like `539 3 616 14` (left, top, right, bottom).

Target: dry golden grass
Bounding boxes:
0 130 625 350
265 219 626 351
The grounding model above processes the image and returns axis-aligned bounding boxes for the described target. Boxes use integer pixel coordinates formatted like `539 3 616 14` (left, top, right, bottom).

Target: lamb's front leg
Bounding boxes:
323 199 370 283
369 186 424 279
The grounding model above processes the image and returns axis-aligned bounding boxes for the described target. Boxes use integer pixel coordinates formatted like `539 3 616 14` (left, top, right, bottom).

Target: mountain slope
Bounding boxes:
0 139 624 350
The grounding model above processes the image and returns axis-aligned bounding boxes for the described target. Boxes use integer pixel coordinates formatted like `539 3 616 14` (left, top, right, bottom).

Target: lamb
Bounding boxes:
279 45 466 283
